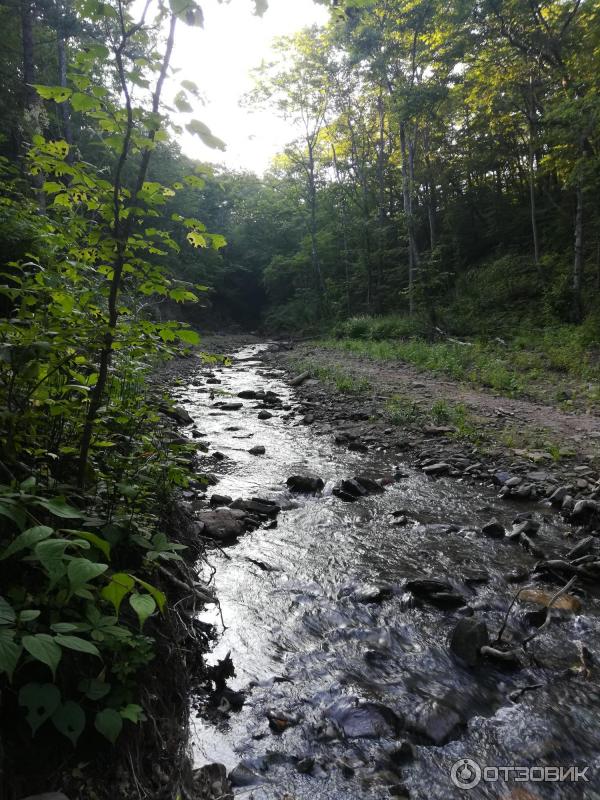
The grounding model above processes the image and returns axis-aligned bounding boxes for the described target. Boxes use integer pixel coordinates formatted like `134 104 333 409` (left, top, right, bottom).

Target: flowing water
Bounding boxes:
173 344 600 800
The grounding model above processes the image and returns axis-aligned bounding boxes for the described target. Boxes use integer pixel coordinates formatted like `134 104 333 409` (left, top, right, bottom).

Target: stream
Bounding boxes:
172 343 600 799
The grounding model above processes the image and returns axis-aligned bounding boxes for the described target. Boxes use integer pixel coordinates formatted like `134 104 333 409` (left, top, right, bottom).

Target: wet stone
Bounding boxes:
286 475 324 493
450 618 489 666
481 518 505 538
405 577 466 609
411 699 464 744
258 410 273 419
209 494 233 507
327 699 403 739
197 509 247 543
192 764 232 800
423 462 451 476
249 445 266 455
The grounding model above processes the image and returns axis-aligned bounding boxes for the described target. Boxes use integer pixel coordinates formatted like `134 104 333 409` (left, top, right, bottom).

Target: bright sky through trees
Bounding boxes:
171 0 329 173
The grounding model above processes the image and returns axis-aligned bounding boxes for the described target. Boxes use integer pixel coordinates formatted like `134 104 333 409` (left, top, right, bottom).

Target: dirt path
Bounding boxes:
285 344 600 465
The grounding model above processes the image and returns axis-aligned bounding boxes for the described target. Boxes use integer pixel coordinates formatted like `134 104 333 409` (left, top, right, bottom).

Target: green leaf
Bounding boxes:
0 596 16 625
0 503 27 530
19 683 61 733
186 230 207 249
32 85 72 103
120 703 146 723
129 593 156 628
210 233 227 250
35 497 83 519
174 90 193 113
54 635 100 657
169 0 204 26
0 630 21 680
95 708 123 744
19 610 41 623
181 79 200 96
101 573 135 614
51 622 78 633
67 558 108 588
63 529 110 560
1 525 53 560
132 576 166 613
177 328 200 345
22 634 62 677
70 92 100 112
185 119 226 150
78 678 111 701
52 701 85 745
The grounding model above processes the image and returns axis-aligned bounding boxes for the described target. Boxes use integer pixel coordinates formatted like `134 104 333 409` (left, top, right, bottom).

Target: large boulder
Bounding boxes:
197 509 247 543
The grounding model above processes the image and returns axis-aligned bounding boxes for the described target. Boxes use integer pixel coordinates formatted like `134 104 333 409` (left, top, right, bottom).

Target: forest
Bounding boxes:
1 0 599 798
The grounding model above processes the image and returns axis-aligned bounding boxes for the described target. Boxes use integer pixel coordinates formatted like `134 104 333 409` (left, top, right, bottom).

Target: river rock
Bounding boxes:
217 402 243 411
249 445 266 455
290 371 311 386
198 509 247 543
230 498 280 518
354 475 385 494
405 577 465 609
341 478 368 497
519 588 582 613
192 763 232 800
160 404 193 425
210 494 233 507
423 462 450 476
228 764 264 788
510 519 540 539
412 699 463 744
237 390 258 399
287 475 324 493
333 486 358 502
348 440 368 452
566 535 595 559
481 518 505 538
549 486 571 506
571 499 600 524
258 410 273 419
327 699 403 739
450 618 489 665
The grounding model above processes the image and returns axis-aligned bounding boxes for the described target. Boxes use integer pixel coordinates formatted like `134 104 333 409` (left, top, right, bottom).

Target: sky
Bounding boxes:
169 0 330 174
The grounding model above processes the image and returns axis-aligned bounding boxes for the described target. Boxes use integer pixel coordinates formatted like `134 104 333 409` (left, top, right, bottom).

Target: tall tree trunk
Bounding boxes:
572 181 584 322
375 91 386 309
528 138 540 270
400 120 419 315
20 0 36 109
56 13 73 148
307 140 324 299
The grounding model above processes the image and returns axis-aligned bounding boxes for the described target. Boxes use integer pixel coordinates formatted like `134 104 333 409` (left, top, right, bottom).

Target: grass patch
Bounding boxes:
385 394 482 444
295 359 372 395
318 318 600 406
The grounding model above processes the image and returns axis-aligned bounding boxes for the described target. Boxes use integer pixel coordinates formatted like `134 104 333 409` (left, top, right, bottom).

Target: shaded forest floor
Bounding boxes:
276 341 600 469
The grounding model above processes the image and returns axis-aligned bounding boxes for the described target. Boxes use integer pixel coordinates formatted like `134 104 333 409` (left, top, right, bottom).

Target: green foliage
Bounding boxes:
0 0 227 760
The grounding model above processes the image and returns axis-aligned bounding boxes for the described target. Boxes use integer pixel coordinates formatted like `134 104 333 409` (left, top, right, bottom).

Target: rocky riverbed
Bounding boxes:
163 337 600 800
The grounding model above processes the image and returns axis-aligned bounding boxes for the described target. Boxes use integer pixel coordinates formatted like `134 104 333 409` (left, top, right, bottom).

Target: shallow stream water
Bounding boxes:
173 344 600 800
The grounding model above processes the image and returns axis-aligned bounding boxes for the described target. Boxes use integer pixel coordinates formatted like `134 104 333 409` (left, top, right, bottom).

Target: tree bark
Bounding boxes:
572 181 584 322
400 120 419 315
